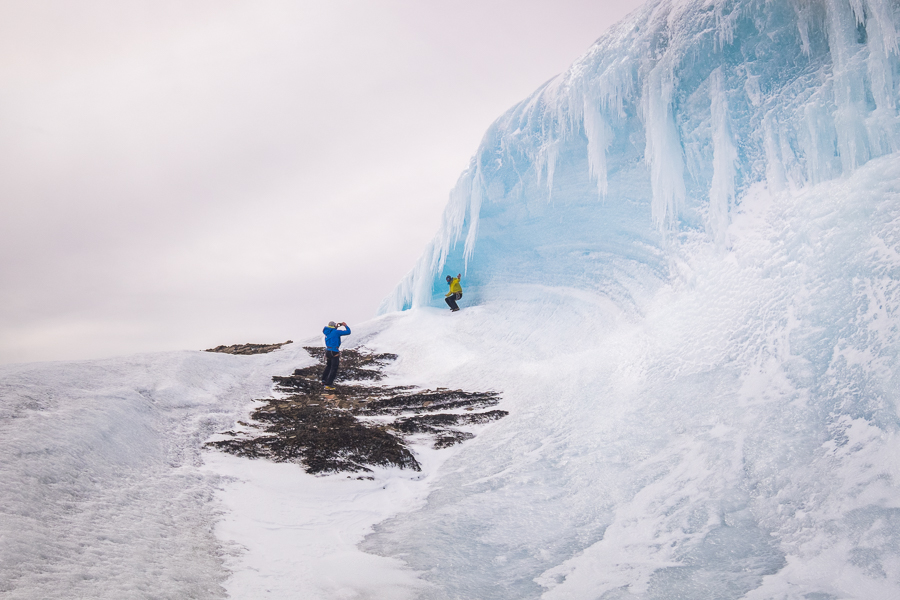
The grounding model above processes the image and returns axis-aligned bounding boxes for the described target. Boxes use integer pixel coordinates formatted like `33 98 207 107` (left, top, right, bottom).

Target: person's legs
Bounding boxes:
322 350 334 384
323 350 340 386
445 294 459 311
322 351 335 384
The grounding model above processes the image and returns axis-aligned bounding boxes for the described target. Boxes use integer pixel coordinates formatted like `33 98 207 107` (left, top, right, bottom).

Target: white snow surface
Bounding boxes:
360 156 900 599
0 349 292 599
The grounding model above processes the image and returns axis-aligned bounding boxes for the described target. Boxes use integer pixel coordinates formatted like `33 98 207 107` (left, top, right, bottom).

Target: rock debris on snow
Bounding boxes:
204 340 294 355
206 347 507 474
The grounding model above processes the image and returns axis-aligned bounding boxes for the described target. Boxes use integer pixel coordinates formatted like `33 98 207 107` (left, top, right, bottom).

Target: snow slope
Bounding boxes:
0 350 290 599
0 342 444 599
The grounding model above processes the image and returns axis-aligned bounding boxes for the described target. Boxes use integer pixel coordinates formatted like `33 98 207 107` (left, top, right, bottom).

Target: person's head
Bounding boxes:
446 275 452 283
328 321 337 328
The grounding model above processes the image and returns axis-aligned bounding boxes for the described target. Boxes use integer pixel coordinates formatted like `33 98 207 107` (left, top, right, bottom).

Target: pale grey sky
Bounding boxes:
0 0 645 364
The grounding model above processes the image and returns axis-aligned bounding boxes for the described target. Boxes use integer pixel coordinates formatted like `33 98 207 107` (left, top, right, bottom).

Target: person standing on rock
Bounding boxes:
321 321 351 390
445 273 463 312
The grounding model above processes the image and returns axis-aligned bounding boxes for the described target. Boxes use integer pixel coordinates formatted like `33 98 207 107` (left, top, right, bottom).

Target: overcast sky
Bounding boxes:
0 0 645 364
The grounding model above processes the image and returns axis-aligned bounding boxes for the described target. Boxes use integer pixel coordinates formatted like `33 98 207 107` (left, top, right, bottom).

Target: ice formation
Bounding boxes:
380 0 900 312
366 0 900 598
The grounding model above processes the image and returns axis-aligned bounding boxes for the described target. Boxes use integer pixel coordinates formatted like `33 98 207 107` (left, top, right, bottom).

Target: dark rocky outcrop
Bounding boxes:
205 340 293 355
206 347 507 474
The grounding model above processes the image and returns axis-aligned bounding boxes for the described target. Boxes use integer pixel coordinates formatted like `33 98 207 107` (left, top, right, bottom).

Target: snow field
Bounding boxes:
206 448 435 600
0 348 303 599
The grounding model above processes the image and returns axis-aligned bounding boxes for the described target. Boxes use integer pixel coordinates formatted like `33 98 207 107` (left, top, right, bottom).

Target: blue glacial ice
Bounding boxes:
381 0 900 313
368 0 900 598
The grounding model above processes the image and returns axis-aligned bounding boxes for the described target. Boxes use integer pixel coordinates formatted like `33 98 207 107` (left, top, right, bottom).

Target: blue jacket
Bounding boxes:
323 325 351 351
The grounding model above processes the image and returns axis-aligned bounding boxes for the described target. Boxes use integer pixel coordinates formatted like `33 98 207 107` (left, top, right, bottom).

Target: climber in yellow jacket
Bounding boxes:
445 273 463 312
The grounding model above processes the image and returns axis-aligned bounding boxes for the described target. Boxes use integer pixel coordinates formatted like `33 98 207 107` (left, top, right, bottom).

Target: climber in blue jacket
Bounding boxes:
321 321 351 389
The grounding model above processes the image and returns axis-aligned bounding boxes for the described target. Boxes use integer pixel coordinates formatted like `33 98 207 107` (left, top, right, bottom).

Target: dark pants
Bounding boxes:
321 350 340 385
445 292 462 311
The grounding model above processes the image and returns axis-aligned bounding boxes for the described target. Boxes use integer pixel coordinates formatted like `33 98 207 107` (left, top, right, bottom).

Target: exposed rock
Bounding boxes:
274 347 397 385
206 347 507 474
205 340 293 355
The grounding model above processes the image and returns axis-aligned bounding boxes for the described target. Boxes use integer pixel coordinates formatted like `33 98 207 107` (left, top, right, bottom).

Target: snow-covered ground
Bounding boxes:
0 348 293 598
206 454 430 600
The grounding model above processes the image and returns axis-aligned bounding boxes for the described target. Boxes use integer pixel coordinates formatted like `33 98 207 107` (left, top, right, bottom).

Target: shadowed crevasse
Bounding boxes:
206 347 507 474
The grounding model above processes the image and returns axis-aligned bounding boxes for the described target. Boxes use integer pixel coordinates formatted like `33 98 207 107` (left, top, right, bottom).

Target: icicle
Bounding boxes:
801 85 838 184
825 0 870 171
742 65 763 107
763 112 787 192
848 0 866 23
779 124 804 190
865 0 899 56
442 167 474 263
794 0 812 56
713 0 737 49
559 77 584 142
708 67 737 249
643 57 686 229
463 166 484 270
598 58 635 119
545 141 560 197
862 0 899 156
583 96 612 198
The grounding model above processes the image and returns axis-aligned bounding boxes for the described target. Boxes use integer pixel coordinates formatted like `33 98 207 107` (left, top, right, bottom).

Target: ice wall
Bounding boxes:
380 0 900 313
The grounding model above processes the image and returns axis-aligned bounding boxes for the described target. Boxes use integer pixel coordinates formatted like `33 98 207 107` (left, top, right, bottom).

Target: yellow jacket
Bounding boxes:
446 276 462 296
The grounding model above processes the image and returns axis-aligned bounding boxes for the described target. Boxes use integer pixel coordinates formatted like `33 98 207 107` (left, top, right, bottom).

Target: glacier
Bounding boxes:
381 0 900 312
2 0 900 599
362 156 900 599
367 0 900 598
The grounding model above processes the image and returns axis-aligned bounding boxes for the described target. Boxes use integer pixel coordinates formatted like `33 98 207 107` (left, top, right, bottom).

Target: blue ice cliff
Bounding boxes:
381 0 899 311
